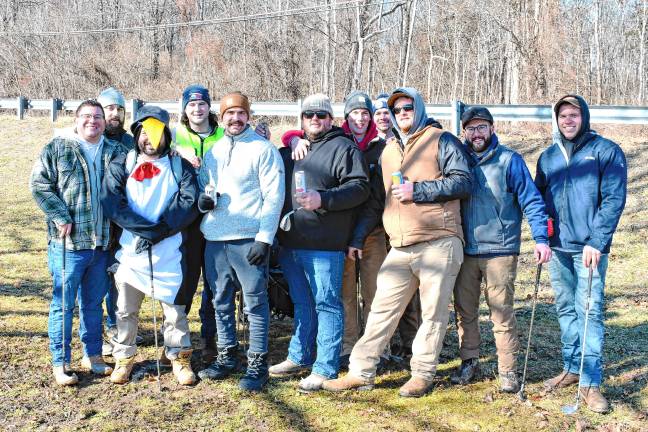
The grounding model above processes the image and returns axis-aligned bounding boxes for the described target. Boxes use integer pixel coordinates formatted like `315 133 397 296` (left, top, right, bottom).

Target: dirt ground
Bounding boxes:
0 115 646 431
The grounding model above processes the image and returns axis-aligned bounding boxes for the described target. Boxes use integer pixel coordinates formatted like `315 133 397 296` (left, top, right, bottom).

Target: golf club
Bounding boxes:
148 246 162 391
355 250 365 336
60 235 72 377
562 265 595 415
517 263 542 401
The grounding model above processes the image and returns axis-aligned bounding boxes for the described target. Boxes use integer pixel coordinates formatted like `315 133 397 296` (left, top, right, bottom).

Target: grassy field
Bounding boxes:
0 114 646 431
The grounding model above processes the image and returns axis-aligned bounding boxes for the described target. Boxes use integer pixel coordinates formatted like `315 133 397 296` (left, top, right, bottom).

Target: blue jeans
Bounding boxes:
278 247 345 379
199 279 216 340
47 242 110 366
549 249 608 387
204 239 270 354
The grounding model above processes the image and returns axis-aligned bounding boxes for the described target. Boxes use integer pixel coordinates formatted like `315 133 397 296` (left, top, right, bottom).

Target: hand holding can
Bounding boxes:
294 170 307 197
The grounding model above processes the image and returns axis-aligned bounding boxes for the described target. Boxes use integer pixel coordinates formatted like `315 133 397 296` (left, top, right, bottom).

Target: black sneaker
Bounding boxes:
239 352 269 392
198 345 242 380
450 358 480 385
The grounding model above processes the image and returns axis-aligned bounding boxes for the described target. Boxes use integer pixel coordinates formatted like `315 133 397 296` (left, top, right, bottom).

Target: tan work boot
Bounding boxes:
53 365 78 386
172 350 197 386
580 387 609 413
321 374 374 392
543 371 579 392
399 376 434 398
81 355 113 375
110 357 135 384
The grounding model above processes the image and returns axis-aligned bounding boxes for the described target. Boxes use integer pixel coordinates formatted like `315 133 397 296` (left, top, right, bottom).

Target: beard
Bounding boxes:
104 121 125 138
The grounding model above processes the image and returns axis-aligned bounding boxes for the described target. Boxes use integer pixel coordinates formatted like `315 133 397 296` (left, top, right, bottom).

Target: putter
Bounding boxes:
562 265 595 415
355 251 365 335
148 246 162 391
60 235 72 377
517 263 542 401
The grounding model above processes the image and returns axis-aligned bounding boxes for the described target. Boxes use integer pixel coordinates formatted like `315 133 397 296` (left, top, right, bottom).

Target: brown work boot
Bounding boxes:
53 365 78 386
321 374 375 392
81 355 113 375
399 376 434 398
543 371 579 392
580 387 609 413
172 350 197 386
110 357 135 384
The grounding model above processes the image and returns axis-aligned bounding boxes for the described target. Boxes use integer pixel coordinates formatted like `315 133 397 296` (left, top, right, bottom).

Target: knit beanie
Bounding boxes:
344 90 373 118
301 93 334 117
219 92 251 118
97 87 125 108
373 96 389 112
182 84 211 113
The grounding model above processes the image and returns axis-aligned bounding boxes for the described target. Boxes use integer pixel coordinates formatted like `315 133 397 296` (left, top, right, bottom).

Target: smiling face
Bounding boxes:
103 104 125 134
392 97 415 133
302 111 332 140
75 105 105 143
137 128 167 158
222 107 249 136
347 108 371 136
464 119 494 153
557 104 582 141
185 100 210 129
373 107 392 133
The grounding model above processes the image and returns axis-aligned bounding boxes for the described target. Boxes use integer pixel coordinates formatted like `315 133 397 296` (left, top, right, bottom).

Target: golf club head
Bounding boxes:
561 404 578 415
516 388 527 401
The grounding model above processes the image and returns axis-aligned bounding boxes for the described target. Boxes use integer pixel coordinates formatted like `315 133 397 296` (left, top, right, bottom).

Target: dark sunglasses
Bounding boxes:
303 111 329 120
392 104 414 115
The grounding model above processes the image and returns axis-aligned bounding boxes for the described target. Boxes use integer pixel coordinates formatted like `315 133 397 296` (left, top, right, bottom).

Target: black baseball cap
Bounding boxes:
461 106 494 128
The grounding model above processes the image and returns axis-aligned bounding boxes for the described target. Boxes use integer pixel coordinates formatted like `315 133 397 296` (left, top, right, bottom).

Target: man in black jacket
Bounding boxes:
269 93 370 392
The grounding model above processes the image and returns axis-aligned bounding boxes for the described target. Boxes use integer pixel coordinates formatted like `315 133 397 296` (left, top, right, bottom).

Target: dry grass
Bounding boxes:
0 114 646 431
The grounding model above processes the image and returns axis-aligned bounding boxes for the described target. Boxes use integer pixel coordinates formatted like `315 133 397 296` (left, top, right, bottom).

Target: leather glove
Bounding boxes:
135 237 153 254
246 241 270 266
198 192 215 212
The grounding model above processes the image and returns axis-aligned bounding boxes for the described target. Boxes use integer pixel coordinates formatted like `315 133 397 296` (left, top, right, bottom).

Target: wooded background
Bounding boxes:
1 0 647 105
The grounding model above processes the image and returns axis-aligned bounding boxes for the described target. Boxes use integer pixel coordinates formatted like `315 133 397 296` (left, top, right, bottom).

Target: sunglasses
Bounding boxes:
392 104 414 115
303 111 329 120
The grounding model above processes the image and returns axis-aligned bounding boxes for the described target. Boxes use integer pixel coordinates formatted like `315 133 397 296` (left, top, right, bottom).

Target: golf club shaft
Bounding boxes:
355 251 364 335
148 247 162 391
61 235 67 374
519 263 542 396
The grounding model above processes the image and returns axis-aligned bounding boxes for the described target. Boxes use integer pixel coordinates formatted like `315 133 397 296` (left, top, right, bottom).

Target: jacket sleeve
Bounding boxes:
281 130 305 147
586 144 627 251
319 145 370 212
534 154 548 197
30 141 72 226
255 146 286 244
349 162 384 249
507 153 548 244
413 132 472 203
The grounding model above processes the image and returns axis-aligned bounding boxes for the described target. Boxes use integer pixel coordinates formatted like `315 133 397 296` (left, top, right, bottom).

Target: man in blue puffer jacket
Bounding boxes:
535 95 627 413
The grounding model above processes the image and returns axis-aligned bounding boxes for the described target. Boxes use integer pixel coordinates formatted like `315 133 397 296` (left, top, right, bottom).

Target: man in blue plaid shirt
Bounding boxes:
31 99 124 386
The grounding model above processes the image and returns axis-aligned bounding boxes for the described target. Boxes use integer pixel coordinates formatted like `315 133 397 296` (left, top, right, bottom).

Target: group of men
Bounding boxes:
30 84 626 413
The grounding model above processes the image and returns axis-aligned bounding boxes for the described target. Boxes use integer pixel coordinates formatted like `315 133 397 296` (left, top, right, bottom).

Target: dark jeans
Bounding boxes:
204 239 270 354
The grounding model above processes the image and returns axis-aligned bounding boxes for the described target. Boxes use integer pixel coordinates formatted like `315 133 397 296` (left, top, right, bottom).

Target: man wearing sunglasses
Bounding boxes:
451 106 551 393
323 87 471 398
271 93 370 392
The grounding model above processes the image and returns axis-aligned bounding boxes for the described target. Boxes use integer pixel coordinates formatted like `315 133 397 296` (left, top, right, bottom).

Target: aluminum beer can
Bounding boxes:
204 184 218 205
295 170 307 194
392 171 404 185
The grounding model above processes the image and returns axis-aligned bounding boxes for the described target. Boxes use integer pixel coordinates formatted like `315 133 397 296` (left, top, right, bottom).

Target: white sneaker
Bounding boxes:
53 365 78 386
81 355 113 375
298 373 327 393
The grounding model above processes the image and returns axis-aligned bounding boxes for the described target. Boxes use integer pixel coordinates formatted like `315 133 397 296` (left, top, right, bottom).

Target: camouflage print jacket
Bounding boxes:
30 135 124 251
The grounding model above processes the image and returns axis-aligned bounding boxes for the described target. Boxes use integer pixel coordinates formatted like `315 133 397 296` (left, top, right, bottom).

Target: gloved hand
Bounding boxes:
198 192 215 212
135 237 153 254
246 241 270 266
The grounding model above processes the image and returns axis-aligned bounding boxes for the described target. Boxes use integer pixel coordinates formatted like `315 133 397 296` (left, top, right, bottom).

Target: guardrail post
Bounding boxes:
297 98 302 129
130 99 142 122
16 96 26 120
450 100 464 136
50 98 62 122
550 103 559 136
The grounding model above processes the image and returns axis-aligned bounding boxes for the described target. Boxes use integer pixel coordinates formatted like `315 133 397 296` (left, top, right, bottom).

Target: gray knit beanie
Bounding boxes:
301 93 334 117
344 90 373 118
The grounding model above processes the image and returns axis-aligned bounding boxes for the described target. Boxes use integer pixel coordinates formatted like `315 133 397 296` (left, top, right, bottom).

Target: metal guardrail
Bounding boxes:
2 96 648 135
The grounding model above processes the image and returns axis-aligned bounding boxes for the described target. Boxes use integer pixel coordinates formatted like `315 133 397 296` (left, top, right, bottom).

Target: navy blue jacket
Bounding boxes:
462 134 548 256
534 95 627 253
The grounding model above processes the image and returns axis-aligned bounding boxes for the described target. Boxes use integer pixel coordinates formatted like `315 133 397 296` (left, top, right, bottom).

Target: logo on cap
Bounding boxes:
190 92 203 101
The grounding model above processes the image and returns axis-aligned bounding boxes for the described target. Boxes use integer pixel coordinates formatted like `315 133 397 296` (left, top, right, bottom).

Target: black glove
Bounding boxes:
246 241 270 266
135 237 153 254
198 192 215 212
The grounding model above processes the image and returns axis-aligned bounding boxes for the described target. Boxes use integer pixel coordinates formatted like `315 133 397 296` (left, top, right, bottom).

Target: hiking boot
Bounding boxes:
268 359 310 377
298 373 328 393
201 337 217 363
499 371 520 393
321 374 374 392
198 345 242 381
172 350 197 386
580 387 609 413
110 357 135 384
239 352 269 392
53 365 78 386
81 355 113 375
159 349 172 367
450 358 480 385
543 371 579 392
399 376 435 398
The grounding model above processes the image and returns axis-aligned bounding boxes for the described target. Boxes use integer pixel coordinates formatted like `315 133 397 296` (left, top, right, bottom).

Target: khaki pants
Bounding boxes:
112 274 191 360
349 236 463 381
453 255 519 373
341 228 388 355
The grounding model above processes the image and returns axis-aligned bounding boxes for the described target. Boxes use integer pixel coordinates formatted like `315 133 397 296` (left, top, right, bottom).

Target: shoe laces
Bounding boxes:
175 355 191 368
116 358 132 368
